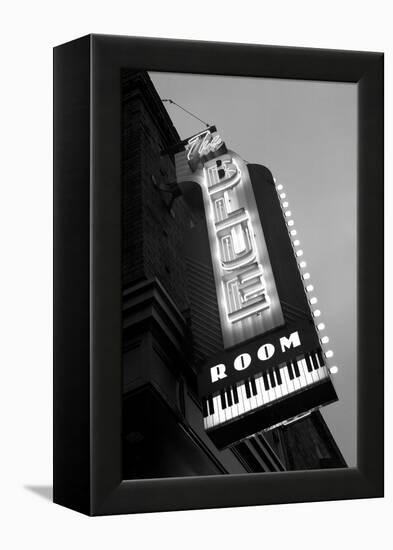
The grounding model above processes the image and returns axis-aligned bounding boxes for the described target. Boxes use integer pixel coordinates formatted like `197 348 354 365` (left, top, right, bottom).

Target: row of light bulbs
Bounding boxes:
275 180 338 376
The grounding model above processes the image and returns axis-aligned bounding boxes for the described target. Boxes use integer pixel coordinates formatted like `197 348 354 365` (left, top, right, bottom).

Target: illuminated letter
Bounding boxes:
186 130 210 162
210 363 227 383
186 130 225 171
205 156 241 195
224 263 270 323
219 220 255 271
199 132 223 157
280 331 301 352
233 353 252 371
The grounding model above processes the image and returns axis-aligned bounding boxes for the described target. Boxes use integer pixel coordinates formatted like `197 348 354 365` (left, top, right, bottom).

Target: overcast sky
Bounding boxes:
150 71 357 467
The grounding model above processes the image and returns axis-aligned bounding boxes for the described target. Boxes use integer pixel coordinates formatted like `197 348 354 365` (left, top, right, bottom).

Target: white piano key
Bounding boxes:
319 365 329 381
218 394 227 423
309 355 321 383
301 358 314 387
314 354 324 382
260 375 271 404
278 366 289 396
283 365 295 394
205 402 213 429
230 388 240 417
214 396 222 427
265 372 275 399
266 374 276 402
311 367 320 384
248 381 258 410
215 394 226 425
233 398 241 419
205 399 214 429
296 360 308 389
237 384 246 417
244 386 254 411
314 353 328 382
256 376 266 405
224 395 233 422
225 395 233 420
273 375 283 400
303 359 314 386
315 354 327 380
240 384 252 414
291 364 301 391
236 385 244 415
222 396 231 422
316 353 328 381
269 372 280 400
254 377 265 408
230 387 240 418
226 392 234 423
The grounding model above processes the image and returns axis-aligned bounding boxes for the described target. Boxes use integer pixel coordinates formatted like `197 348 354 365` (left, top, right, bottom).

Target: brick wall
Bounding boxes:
122 70 191 313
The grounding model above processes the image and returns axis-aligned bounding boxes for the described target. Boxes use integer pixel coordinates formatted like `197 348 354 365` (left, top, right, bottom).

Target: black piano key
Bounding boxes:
263 372 270 390
293 360 301 378
220 390 227 409
275 367 282 385
250 377 258 396
208 396 214 415
305 354 313 373
268 371 276 388
287 361 294 380
312 354 319 370
245 380 251 399
202 399 208 417
226 388 233 407
317 349 325 367
233 385 239 404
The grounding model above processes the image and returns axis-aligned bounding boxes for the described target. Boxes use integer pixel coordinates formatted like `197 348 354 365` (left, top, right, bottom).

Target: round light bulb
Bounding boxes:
283 201 289 208
280 193 286 199
293 239 300 246
310 297 318 305
321 336 329 344
330 366 338 374
303 272 310 280
306 284 314 292
285 210 292 217
290 229 297 236
313 309 321 317
287 220 294 227
325 350 334 358
277 183 283 191
296 249 303 257
317 322 325 331
300 261 307 268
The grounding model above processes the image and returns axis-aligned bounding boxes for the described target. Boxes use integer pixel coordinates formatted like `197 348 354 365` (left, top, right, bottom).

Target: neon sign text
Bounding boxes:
210 330 302 383
194 149 271 324
176 129 284 348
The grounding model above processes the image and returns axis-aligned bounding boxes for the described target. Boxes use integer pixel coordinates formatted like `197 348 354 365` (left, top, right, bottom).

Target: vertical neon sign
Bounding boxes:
176 130 284 348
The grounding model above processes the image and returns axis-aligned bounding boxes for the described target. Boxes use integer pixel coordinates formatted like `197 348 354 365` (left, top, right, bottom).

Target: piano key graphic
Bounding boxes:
201 350 337 448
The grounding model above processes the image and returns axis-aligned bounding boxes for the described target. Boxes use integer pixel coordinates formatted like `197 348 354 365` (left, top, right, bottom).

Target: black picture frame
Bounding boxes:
53 34 384 516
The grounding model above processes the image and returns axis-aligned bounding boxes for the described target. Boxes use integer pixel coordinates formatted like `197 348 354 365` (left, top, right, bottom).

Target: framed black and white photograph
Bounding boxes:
53 34 383 516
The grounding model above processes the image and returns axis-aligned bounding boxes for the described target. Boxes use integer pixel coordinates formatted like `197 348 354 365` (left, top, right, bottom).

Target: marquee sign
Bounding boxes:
175 128 338 448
